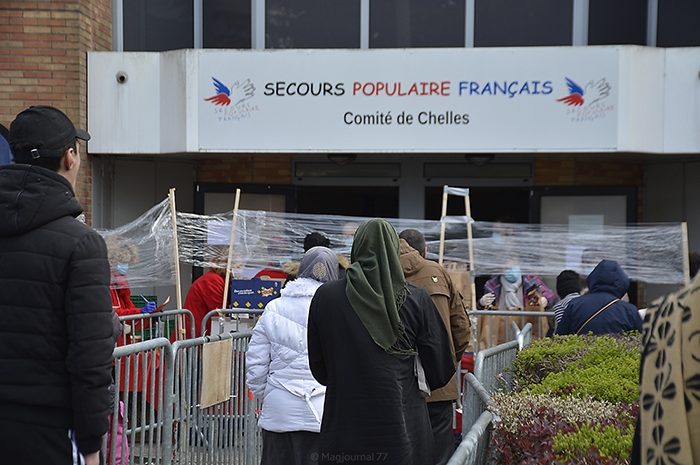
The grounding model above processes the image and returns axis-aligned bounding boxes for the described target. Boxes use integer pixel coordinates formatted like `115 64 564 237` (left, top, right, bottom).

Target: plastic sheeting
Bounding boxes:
433 222 686 284
176 209 474 279
97 199 176 289
96 199 687 289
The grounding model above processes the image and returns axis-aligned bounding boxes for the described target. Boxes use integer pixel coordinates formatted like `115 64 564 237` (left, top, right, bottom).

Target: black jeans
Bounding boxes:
261 429 320 465
427 401 455 465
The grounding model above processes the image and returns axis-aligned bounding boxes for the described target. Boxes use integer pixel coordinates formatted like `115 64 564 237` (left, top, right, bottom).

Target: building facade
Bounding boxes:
2 0 700 302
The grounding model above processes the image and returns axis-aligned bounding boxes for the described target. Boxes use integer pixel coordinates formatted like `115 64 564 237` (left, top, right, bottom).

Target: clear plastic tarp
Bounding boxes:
176 209 473 279
96 198 687 289
97 199 176 289
433 221 685 284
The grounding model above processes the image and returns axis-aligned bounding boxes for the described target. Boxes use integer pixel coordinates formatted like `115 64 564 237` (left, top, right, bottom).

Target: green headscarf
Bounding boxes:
345 219 416 357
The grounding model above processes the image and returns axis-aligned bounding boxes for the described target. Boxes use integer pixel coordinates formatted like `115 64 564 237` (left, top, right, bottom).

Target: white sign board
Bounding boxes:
197 48 619 152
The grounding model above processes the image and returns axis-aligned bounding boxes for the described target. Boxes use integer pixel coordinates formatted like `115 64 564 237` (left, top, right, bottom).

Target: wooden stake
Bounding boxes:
465 196 477 311
681 222 691 286
168 188 184 339
222 189 242 310
438 187 448 265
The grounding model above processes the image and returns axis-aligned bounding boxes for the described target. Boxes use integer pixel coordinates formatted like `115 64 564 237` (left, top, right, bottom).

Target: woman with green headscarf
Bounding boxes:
308 219 454 465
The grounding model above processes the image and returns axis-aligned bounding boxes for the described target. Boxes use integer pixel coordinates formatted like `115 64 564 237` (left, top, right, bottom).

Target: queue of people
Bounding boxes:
1 104 693 465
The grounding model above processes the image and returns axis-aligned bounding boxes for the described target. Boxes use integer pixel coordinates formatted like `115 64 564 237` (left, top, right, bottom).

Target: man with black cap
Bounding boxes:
0 106 114 465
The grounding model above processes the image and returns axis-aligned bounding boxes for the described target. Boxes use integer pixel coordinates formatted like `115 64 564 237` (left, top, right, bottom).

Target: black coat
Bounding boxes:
555 259 642 336
308 280 454 465
0 165 114 455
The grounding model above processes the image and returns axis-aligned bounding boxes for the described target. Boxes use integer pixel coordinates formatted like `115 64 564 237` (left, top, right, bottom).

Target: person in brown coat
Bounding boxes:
399 229 471 465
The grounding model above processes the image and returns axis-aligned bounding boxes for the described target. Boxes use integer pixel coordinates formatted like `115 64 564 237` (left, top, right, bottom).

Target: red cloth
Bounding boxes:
184 270 225 337
110 273 141 317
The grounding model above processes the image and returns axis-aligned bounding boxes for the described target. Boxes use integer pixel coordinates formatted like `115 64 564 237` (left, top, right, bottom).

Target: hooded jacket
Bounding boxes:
246 277 326 433
398 239 470 402
555 259 642 335
0 165 114 454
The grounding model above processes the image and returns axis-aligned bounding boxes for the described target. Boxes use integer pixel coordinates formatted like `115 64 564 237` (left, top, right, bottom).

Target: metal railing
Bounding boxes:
168 331 262 465
448 373 494 465
107 330 261 465
469 310 553 350
110 337 172 465
450 323 535 465
118 309 195 345
474 339 519 394
201 309 264 337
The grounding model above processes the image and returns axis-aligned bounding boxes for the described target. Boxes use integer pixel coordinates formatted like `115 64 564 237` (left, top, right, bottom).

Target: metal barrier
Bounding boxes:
107 330 261 465
514 322 533 350
469 310 554 350
118 309 196 346
110 337 172 465
168 331 262 465
474 339 519 394
448 373 494 465
200 309 263 337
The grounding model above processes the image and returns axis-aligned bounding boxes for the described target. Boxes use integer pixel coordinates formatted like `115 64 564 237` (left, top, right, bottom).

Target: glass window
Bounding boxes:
203 0 251 48
588 0 646 45
657 0 700 47
266 0 360 48
474 0 573 47
370 0 465 48
123 0 194 51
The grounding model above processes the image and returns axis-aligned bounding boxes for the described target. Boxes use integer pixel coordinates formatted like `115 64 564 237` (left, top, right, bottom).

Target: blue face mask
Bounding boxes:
504 266 521 283
116 262 129 275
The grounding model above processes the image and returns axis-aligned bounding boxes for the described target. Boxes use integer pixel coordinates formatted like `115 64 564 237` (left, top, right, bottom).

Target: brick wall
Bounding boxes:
0 0 111 224
196 155 293 184
534 157 643 186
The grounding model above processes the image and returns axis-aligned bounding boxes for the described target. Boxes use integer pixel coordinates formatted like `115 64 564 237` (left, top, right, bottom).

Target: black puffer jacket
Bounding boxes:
0 164 114 454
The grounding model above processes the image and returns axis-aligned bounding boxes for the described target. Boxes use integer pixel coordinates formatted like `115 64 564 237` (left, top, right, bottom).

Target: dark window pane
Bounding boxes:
589 0 646 45
658 0 700 47
123 0 193 51
474 0 573 47
203 0 251 48
266 0 360 48
370 0 465 48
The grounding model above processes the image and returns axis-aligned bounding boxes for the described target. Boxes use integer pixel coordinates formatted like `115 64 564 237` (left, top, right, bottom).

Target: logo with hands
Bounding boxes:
205 77 255 107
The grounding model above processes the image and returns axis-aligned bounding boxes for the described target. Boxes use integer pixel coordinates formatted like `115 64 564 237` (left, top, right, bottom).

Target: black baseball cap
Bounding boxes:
9 106 90 160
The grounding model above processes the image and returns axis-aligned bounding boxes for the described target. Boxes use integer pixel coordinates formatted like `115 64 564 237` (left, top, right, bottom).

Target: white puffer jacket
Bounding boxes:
246 278 326 433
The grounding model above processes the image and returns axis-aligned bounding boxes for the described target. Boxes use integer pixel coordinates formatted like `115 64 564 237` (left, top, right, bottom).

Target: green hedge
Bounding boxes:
490 333 641 465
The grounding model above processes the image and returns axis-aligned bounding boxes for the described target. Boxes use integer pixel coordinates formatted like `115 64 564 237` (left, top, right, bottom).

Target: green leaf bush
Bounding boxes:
489 333 641 465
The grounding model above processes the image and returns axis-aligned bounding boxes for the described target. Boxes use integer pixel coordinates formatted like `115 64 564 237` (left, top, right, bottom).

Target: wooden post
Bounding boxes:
681 222 691 286
438 187 448 265
168 188 184 339
222 189 242 310
464 196 477 311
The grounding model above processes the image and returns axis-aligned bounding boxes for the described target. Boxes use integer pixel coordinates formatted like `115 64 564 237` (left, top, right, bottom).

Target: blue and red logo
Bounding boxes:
204 77 255 107
556 77 611 107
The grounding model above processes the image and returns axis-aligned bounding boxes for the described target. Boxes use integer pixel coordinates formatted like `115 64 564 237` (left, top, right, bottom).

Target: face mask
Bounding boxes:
504 266 521 283
492 232 503 244
116 262 129 275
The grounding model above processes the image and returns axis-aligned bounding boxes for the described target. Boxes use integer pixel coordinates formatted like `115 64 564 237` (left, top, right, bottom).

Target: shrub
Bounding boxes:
552 424 634 463
487 334 641 465
513 334 641 403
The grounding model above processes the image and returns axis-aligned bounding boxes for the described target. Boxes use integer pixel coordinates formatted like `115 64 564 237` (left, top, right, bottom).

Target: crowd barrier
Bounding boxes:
169 331 262 465
201 309 264 337
448 373 494 465
110 310 531 465
450 325 533 465
110 337 172 465
107 330 261 465
118 309 196 346
469 310 553 350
